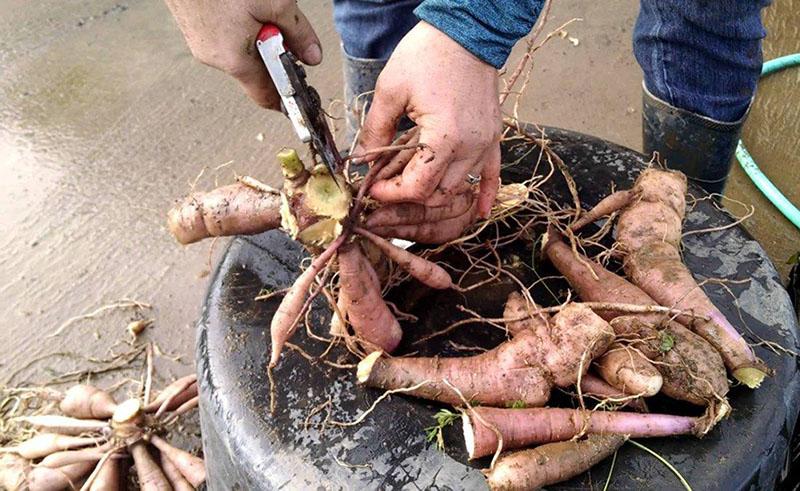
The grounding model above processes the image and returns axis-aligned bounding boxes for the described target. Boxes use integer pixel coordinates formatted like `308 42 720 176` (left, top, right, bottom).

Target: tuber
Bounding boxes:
0 453 29 491
613 168 768 387
2 433 102 460
544 232 729 410
27 460 96 491
355 227 453 289
59 384 117 419
39 443 110 468
464 406 696 459
89 455 122 491
130 441 171 491
569 188 640 232
159 449 194 491
144 374 198 414
579 373 648 412
610 315 730 412
14 415 108 436
357 297 613 407
483 434 625 490
269 234 345 367
625 241 769 388
149 435 206 488
594 342 663 397
337 242 403 352
614 168 686 252
167 182 281 245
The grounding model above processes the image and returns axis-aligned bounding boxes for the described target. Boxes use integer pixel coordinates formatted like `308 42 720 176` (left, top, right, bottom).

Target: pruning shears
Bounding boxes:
255 24 342 179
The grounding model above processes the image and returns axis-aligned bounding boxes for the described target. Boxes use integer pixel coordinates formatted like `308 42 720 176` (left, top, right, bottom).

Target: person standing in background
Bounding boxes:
164 0 770 232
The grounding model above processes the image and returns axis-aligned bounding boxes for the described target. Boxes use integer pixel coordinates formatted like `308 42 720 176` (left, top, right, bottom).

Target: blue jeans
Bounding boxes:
633 0 770 122
333 0 769 122
333 0 421 60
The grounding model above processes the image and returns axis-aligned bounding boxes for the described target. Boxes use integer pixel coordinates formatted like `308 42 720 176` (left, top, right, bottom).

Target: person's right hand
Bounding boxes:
164 0 322 109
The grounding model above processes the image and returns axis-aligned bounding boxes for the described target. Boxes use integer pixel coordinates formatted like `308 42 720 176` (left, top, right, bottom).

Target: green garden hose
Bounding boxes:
736 53 800 230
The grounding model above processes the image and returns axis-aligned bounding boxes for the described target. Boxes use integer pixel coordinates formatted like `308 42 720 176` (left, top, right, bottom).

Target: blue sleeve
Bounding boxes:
414 0 545 68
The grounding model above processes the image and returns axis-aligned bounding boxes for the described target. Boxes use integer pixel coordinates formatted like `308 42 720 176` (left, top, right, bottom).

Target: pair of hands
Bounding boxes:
165 0 501 220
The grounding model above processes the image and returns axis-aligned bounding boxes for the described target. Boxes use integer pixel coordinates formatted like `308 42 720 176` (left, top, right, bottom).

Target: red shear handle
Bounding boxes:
257 23 282 43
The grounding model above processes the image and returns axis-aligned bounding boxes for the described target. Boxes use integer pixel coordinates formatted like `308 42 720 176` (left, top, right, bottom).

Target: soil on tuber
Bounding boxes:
483 434 625 491
337 241 404 352
612 168 768 388
357 295 614 407
168 182 281 245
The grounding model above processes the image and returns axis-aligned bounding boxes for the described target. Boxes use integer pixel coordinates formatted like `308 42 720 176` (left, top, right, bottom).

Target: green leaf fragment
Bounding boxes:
424 409 460 451
659 331 675 353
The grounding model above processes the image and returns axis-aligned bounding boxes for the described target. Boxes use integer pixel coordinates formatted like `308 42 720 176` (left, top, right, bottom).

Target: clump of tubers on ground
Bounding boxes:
0 376 204 490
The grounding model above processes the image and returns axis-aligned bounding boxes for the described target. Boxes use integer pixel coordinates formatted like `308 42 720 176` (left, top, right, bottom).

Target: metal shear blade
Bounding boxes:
256 25 341 179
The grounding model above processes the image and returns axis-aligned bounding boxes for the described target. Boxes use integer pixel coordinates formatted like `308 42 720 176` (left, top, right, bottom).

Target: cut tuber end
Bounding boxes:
641 375 664 397
297 218 343 247
494 183 529 211
112 399 142 426
277 148 305 179
167 198 206 245
695 399 731 436
733 367 767 389
279 193 299 237
305 166 351 220
462 412 476 460
540 230 550 252
279 164 351 247
356 351 383 384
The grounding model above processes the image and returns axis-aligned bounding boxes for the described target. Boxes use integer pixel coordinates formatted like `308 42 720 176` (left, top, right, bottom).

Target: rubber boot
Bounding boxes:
342 48 414 149
789 262 799 319
642 84 748 195
342 49 387 147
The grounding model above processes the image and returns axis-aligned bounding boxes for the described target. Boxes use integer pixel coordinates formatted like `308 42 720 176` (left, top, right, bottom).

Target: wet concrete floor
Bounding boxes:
0 0 797 385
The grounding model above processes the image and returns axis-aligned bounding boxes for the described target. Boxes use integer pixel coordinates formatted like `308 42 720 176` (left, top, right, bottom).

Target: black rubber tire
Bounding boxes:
197 126 800 490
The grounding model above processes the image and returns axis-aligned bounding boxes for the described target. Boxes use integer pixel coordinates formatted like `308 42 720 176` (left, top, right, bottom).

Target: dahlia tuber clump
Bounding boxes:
167 143 479 367
0 378 204 490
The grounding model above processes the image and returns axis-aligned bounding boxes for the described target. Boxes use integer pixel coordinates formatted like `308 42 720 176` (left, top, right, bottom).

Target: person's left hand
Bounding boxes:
357 21 501 219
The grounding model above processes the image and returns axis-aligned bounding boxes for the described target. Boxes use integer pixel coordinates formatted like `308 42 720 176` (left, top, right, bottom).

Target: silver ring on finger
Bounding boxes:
466 173 481 185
